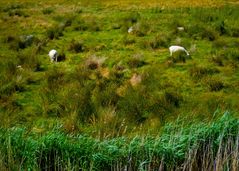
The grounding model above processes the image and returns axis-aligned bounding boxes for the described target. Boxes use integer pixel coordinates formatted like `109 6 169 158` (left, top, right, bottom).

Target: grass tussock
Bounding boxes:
189 65 220 80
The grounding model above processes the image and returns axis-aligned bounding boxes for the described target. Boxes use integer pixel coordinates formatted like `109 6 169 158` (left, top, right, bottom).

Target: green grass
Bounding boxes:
0 0 239 129
0 112 238 170
0 0 239 169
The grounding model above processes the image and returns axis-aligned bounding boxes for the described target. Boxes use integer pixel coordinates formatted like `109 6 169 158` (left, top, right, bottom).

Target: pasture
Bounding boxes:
0 0 239 170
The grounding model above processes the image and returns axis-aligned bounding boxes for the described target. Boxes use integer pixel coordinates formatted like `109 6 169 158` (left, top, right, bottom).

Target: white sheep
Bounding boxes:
128 26 134 34
169 45 190 56
48 49 58 62
177 27 184 31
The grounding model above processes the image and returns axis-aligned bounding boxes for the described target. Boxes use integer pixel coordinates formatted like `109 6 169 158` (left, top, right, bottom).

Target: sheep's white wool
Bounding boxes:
169 45 190 56
48 49 58 62
177 27 184 31
128 26 134 34
16 65 23 70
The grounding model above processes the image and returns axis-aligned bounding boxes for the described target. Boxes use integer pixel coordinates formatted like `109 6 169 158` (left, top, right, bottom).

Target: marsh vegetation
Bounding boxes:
0 0 239 170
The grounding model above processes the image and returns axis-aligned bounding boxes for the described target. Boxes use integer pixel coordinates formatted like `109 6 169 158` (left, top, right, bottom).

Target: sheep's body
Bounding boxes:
169 45 189 56
177 27 184 31
128 26 134 34
48 49 58 62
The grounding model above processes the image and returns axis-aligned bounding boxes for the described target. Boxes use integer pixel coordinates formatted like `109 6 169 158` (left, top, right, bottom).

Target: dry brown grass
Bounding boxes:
0 0 230 11
102 0 225 9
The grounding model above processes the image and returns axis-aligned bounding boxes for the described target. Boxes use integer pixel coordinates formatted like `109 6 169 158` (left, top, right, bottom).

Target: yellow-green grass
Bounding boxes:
0 0 239 136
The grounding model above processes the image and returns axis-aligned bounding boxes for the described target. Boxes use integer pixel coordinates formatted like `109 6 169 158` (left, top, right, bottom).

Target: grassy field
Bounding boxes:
0 0 239 170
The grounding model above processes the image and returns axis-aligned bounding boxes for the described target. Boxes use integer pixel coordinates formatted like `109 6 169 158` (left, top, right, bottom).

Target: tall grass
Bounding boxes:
0 112 238 170
0 2 239 170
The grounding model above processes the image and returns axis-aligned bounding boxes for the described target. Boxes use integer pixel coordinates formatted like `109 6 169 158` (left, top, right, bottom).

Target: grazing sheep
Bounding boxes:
16 65 23 70
48 49 58 62
17 65 22 69
177 27 184 31
128 26 134 34
169 45 190 56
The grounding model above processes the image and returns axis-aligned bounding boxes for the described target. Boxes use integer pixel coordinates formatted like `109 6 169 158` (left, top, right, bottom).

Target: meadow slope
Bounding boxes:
0 0 239 169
